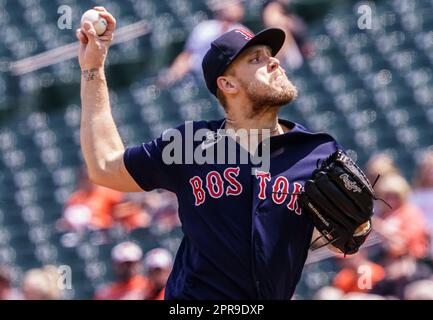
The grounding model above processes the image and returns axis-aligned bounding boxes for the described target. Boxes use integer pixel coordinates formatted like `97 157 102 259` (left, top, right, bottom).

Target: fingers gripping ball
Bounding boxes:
81 9 108 36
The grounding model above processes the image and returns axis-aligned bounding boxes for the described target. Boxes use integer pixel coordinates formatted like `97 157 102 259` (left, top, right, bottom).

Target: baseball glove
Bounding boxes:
298 150 377 256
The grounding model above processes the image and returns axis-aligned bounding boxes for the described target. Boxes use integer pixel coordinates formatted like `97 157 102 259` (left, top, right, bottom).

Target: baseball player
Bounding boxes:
77 7 373 299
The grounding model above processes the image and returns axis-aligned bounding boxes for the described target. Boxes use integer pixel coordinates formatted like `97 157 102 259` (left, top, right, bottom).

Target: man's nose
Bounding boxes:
268 57 280 73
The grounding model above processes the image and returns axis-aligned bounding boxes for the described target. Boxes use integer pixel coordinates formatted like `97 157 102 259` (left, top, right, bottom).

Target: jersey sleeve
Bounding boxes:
123 134 177 193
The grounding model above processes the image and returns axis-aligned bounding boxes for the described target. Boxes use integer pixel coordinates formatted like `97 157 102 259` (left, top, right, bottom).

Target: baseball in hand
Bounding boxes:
81 9 108 36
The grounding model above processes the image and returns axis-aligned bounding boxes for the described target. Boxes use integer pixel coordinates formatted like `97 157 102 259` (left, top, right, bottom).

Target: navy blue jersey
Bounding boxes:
123 119 341 300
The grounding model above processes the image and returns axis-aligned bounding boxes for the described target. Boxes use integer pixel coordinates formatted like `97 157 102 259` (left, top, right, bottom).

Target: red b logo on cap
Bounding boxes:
235 29 254 40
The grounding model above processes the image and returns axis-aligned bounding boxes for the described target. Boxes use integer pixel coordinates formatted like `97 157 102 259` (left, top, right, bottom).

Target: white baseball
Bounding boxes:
81 9 108 36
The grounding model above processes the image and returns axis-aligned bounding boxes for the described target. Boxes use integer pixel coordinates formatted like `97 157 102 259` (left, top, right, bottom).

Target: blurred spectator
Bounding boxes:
112 201 152 232
21 266 61 300
158 0 246 87
413 150 433 189
370 255 432 299
404 279 433 300
262 0 312 70
374 174 429 259
126 190 166 213
341 292 386 300
411 150 433 232
0 266 21 300
366 173 432 299
94 242 149 300
333 251 385 294
151 202 181 234
58 168 123 233
365 152 400 185
312 286 343 300
148 191 178 215
127 190 180 234
143 248 173 300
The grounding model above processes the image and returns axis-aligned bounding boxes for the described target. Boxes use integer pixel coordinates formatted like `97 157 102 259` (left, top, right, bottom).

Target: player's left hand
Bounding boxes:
298 150 377 255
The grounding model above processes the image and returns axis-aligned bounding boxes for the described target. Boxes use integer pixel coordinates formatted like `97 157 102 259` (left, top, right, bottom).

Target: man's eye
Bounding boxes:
251 56 260 63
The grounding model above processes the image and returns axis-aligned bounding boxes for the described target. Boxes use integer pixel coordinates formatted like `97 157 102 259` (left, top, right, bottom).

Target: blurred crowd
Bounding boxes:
93 243 173 300
0 243 173 300
56 167 180 240
0 164 180 300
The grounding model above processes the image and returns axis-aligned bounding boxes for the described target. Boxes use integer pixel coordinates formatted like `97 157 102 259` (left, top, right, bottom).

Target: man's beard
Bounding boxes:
242 77 298 111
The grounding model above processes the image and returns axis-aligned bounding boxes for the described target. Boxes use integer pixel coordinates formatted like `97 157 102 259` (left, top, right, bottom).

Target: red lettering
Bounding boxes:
287 182 303 215
224 167 242 196
235 28 254 40
255 171 271 200
272 176 289 204
206 171 224 199
189 176 206 206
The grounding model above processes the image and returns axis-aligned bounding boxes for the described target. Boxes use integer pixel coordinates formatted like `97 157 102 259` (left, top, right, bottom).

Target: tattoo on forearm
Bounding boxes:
82 68 99 81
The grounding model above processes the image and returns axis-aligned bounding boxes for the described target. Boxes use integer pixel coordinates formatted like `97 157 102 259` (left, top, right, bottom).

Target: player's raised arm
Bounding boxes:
77 7 142 192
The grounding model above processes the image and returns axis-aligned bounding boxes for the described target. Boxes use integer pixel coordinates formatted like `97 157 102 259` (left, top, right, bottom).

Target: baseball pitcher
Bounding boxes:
77 7 375 299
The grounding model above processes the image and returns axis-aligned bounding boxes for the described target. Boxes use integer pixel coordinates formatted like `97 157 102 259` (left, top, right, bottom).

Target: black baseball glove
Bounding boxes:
298 150 376 256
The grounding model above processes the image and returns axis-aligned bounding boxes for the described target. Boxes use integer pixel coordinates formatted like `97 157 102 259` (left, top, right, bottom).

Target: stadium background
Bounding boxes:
0 0 432 299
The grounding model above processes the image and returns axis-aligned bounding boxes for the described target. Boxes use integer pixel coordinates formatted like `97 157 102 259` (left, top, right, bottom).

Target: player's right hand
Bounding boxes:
76 6 116 71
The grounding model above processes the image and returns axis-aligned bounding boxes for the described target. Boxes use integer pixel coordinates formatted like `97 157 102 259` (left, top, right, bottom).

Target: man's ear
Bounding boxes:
216 76 238 95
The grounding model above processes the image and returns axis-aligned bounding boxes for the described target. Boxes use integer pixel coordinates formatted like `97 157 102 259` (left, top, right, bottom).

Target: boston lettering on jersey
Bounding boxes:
123 118 342 300
189 168 302 215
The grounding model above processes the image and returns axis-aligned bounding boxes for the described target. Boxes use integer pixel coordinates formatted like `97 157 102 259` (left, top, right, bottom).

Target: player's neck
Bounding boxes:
224 106 285 136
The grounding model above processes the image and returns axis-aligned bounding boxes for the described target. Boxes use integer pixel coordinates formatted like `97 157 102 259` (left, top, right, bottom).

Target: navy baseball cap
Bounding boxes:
202 28 286 96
